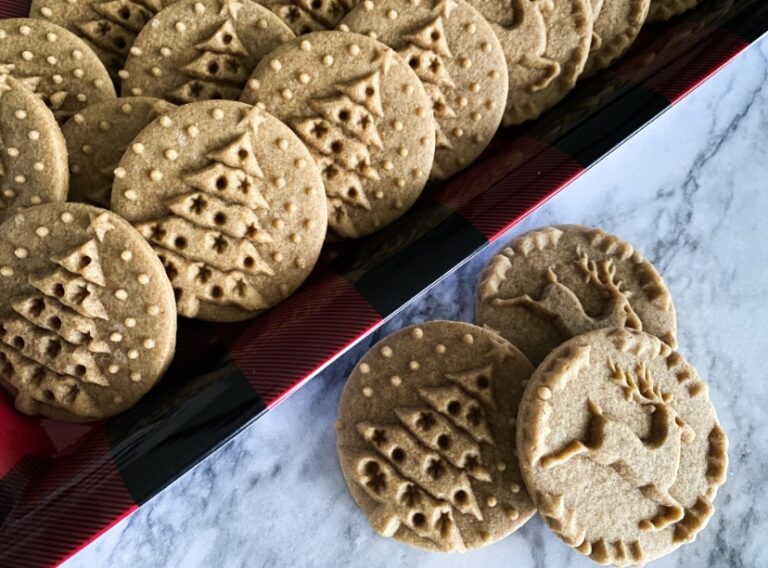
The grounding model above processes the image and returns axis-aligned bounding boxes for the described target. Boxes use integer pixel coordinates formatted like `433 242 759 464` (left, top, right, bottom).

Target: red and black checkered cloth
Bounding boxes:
1 0 765 565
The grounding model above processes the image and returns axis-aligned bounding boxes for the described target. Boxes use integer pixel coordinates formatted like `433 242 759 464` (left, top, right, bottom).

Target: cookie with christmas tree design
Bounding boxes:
0 203 177 421
257 0 357 35
111 100 327 321
583 0 650 76
339 0 508 180
241 31 436 239
29 0 178 79
463 0 592 126
121 0 294 102
337 321 536 551
0 19 116 123
0 73 69 222
62 97 176 208
475 225 677 365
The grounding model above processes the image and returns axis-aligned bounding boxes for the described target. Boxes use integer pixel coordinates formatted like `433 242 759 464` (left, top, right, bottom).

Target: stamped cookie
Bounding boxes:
584 0 650 76
62 97 176 207
0 19 115 123
475 225 676 365
647 0 698 22
29 0 177 78
516 329 728 565
337 321 536 552
0 203 177 421
339 0 508 180
241 31 436 239
111 101 327 321
464 0 592 126
0 73 68 222
121 0 294 102
257 0 357 35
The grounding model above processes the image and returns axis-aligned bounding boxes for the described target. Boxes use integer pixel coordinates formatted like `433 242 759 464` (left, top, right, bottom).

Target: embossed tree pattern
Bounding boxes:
136 114 275 317
349 364 500 551
169 0 252 103
290 67 385 216
0 214 116 416
266 0 354 35
76 0 161 72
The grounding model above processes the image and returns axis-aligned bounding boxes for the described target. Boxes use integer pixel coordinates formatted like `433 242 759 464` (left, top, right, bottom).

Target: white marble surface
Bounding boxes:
63 38 768 568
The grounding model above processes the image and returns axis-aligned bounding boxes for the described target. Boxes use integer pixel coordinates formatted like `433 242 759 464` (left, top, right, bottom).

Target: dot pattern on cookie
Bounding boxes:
475 225 677 365
255 0 357 35
646 0 699 22
0 18 116 123
340 0 508 180
583 0 650 76
121 0 294 103
464 0 592 126
0 203 176 421
337 321 536 552
0 73 69 222
29 0 177 79
62 97 177 207
241 31 436 239
111 100 327 322
516 329 727 566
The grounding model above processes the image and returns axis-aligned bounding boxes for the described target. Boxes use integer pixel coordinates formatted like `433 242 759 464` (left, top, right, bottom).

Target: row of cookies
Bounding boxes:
336 225 727 565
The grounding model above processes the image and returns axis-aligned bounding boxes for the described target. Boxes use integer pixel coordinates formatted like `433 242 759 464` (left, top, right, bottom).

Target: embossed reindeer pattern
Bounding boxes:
540 361 695 532
492 248 643 336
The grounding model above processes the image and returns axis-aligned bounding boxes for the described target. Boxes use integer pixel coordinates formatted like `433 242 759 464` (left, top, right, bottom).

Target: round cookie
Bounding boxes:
337 321 536 552
62 97 177 207
241 31 436 239
121 0 294 102
339 0 508 180
0 73 69 222
583 0 650 76
516 328 728 566
0 203 177 422
647 0 698 22
0 19 116 123
257 0 357 35
464 0 592 126
111 100 328 322
475 225 676 365
29 0 178 79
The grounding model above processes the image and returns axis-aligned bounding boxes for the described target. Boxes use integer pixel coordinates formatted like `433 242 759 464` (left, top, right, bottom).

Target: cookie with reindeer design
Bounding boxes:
62 97 176 208
463 0 592 126
337 321 536 552
516 328 727 566
111 100 327 322
583 0 650 76
0 203 177 421
339 0 508 180
0 19 115 123
241 31 436 239
475 225 676 365
121 0 294 102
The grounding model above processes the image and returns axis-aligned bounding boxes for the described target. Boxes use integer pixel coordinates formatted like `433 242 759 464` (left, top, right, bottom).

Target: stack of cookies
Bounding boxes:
0 0 703 421
336 225 728 566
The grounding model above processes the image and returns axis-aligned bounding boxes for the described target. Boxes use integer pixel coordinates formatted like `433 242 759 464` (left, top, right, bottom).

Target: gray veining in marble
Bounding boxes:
62 37 768 568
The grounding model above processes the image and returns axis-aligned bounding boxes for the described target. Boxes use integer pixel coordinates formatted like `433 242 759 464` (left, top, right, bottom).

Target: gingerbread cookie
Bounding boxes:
0 19 116 123
0 73 69 222
0 203 177 421
61 97 176 207
337 321 535 552
121 0 294 102
583 0 650 76
111 100 327 322
257 0 357 35
475 225 676 365
241 31 436 239
647 0 699 22
339 0 508 180
29 0 177 78
465 0 592 126
516 328 727 565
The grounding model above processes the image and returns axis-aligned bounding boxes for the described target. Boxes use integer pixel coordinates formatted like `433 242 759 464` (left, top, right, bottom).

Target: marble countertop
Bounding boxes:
63 37 768 568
